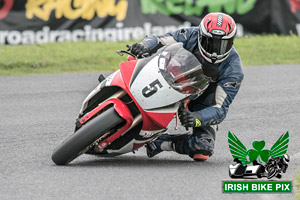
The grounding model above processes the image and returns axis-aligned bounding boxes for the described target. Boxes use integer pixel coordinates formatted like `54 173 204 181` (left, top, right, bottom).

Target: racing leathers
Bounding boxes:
141 27 244 159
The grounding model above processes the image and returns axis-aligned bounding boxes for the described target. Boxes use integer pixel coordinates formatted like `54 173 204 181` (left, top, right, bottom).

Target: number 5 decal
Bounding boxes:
142 79 163 98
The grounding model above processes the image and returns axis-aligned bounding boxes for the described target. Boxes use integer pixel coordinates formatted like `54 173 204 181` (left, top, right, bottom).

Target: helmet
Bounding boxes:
283 154 290 163
199 12 237 64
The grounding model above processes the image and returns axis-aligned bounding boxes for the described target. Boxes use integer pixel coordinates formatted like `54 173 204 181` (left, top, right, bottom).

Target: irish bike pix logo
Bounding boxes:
228 131 290 179
223 131 292 193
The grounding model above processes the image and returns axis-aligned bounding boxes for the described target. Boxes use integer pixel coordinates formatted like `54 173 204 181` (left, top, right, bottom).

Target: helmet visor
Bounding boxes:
199 34 234 56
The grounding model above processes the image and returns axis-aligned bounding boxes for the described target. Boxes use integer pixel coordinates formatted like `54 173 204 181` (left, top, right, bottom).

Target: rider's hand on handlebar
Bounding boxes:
131 43 149 58
178 108 203 128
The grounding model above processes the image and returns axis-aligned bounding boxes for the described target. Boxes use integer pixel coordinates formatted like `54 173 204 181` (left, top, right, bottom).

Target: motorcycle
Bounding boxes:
265 156 289 179
51 43 209 165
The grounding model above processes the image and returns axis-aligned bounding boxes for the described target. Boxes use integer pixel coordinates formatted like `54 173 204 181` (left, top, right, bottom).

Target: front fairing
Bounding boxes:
129 43 209 110
130 55 189 110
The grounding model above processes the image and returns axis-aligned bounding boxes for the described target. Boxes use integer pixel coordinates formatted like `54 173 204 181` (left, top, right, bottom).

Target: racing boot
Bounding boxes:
171 130 215 162
146 134 174 158
190 132 215 161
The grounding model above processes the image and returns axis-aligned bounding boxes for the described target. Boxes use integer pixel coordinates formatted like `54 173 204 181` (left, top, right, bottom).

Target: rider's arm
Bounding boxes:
140 27 198 54
193 50 244 126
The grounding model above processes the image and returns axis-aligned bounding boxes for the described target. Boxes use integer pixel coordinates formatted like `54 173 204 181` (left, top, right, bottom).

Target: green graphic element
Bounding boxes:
141 0 257 16
228 131 289 165
195 119 201 127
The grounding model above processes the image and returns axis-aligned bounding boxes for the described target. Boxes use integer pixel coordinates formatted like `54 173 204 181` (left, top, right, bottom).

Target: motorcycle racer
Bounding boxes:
265 154 290 178
131 12 244 161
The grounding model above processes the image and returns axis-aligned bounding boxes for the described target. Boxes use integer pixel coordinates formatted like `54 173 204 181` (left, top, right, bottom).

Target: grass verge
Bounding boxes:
0 35 299 76
296 172 300 199
236 34 300 66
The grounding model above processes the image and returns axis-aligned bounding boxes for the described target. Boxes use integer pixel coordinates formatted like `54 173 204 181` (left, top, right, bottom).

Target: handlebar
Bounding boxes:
116 45 138 59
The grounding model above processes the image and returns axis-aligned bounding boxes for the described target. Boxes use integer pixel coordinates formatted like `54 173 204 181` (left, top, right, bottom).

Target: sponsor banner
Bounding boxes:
223 181 292 193
0 0 300 45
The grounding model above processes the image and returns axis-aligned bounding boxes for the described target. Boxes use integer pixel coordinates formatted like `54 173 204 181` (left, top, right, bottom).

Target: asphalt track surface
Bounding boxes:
1 64 300 200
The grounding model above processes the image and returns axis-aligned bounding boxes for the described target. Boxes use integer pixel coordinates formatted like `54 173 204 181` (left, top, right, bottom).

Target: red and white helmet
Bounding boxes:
198 12 237 64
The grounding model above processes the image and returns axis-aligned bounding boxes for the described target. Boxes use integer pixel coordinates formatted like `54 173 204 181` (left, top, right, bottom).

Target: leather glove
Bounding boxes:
131 43 149 57
179 109 203 128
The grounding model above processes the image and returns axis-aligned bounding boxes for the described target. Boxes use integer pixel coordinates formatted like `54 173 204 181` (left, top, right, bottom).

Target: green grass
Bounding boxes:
0 41 131 76
0 35 300 76
235 34 300 66
296 172 300 199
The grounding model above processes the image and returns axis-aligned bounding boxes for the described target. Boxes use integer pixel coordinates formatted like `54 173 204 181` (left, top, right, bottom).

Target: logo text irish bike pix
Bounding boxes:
228 131 290 179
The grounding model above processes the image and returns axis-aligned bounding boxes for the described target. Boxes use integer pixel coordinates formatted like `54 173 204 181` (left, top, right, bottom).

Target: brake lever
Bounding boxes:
116 44 137 59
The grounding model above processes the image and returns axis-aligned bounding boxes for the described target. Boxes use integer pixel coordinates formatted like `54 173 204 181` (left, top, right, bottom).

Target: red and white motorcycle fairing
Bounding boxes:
79 58 188 155
52 43 209 164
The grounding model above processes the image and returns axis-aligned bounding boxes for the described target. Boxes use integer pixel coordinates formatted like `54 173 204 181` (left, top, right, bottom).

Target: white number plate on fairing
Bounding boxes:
130 56 188 110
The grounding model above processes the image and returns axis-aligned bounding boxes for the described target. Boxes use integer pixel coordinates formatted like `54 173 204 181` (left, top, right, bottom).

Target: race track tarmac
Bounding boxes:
1 64 299 200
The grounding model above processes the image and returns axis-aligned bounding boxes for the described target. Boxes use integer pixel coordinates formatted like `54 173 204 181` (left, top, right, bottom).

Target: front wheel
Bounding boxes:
267 167 278 179
51 107 124 165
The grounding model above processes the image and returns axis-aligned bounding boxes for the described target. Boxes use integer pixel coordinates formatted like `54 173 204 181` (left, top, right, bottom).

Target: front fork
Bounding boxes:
76 96 138 152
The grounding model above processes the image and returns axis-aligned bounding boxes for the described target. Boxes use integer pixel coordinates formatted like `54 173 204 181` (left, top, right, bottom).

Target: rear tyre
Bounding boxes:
51 107 124 165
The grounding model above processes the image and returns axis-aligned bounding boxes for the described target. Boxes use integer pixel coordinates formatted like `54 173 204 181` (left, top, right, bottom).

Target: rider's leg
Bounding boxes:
177 82 217 161
172 125 216 161
146 134 175 158
146 125 216 161
146 83 218 160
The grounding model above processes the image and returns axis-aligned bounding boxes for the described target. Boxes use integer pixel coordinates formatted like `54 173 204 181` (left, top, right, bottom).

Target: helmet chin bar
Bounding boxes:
211 53 218 64
199 47 230 64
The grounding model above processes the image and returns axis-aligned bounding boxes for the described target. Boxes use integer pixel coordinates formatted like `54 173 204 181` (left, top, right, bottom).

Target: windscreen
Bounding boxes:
158 43 209 95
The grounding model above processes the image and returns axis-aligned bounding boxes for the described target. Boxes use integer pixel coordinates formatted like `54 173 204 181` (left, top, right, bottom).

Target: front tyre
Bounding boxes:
51 107 124 165
267 168 277 179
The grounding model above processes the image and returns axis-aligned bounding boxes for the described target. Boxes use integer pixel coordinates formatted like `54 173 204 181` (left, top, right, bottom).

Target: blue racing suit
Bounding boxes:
141 27 244 157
